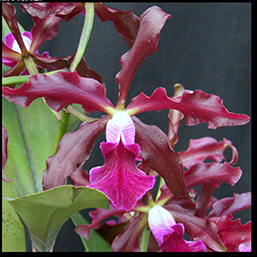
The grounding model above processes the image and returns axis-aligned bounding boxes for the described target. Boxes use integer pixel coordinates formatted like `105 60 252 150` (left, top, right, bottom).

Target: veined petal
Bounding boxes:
75 205 126 239
42 117 108 190
2 41 21 67
126 87 250 129
133 116 189 198
148 206 176 246
115 6 171 106
165 204 226 252
21 3 83 20
208 192 251 218
2 71 115 114
179 137 236 169
94 3 140 48
2 3 26 53
184 162 242 188
106 111 135 146
88 140 155 211
148 206 206 252
209 214 251 252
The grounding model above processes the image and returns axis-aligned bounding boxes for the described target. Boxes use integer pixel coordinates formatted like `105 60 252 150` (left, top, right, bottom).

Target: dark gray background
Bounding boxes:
13 2 252 252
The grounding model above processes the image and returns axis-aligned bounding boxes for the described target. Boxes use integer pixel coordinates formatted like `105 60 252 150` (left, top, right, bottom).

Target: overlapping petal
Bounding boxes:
126 87 250 129
133 116 189 198
112 213 148 252
21 2 83 21
2 3 26 53
209 214 251 252
95 3 140 48
42 117 108 190
116 6 171 106
179 137 237 169
208 192 251 218
165 204 226 252
75 205 126 240
184 162 242 188
2 71 115 114
148 206 206 252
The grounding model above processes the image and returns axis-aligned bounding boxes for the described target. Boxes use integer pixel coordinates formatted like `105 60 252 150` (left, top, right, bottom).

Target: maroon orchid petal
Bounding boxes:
75 206 126 239
179 137 236 169
165 204 226 252
2 59 26 79
112 213 148 252
68 167 90 187
209 214 251 252
2 126 12 182
66 54 103 84
94 3 140 48
133 116 189 198
30 15 62 53
115 6 171 107
42 117 108 190
195 184 217 218
21 3 83 21
2 41 21 62
185 162 242 188
208 192 251 218
32 54 67 71
2 71 115 114
126 87 250 129
2 3 26 53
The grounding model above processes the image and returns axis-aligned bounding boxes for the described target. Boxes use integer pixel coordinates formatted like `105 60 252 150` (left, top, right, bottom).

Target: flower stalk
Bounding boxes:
69 3 95 72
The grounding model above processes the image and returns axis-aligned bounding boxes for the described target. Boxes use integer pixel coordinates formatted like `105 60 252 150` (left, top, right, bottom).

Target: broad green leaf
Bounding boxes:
2 96 59 196
71 212 112 252
5 185 110 252
2 151 26 252
2 17 26 252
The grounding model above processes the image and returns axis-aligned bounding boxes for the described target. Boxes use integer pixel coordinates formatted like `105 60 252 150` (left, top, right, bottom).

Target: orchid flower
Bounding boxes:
2 5 249 214
148 205 206 252
74 131 251 252
2 31 49 74
2 3 68 78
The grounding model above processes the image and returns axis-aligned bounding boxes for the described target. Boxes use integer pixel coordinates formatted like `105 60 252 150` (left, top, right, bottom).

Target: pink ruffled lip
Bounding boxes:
87 111 155 211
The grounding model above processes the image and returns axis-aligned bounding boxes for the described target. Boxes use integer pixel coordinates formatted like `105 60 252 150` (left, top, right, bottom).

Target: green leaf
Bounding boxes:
2 96 59 196
2 151 26 252
5 185 110 252
71 212 112 252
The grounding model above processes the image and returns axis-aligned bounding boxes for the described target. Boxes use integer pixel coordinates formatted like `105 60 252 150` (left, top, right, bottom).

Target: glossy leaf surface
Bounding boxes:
5 185 110 252
2 96 59 196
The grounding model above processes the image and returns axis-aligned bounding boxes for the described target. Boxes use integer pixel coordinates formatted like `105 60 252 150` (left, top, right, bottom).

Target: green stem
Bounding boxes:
140 226 151 252
2 69 67 86
69 3 94 72
64 105 98 122
52 109 70 155
23 54 39 75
